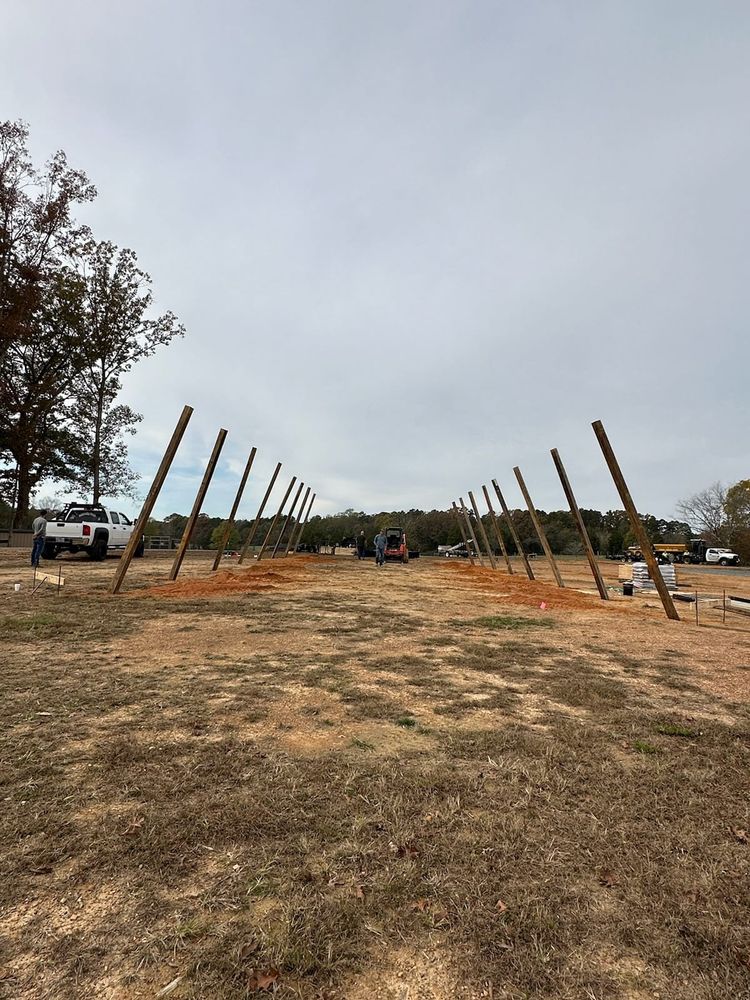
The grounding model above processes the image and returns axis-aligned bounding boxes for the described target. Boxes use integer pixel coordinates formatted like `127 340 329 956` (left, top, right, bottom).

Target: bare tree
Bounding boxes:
676 482 728 544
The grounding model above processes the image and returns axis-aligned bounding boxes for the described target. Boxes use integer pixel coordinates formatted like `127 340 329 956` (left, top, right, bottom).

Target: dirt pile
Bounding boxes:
138 557 317 598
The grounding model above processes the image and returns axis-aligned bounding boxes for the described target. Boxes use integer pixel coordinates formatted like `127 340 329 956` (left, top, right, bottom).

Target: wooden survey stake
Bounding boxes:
482 484 513 573
211 446 257 571
492 479 534 580
468 490 497 569
513 467 564 588
238 461 282 564
169 427 228 581
592 419 679 621
550 447 608 600
111 404 194 594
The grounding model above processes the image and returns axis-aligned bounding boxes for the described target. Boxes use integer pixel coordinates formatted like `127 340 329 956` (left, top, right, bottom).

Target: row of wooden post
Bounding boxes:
110 404 317 595
452 419 679 621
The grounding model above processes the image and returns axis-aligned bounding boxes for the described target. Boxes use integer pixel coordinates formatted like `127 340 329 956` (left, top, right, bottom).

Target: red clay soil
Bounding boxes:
138 556 323 599
443 560 643 614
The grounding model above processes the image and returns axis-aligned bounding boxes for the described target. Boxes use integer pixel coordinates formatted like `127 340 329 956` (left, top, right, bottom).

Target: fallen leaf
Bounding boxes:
397 843 420 859
599 870 619 888
731 827 748 844
354 884 365 900
495 899 508 913
410 898 430 912
123 816 144 837
248 967 279 991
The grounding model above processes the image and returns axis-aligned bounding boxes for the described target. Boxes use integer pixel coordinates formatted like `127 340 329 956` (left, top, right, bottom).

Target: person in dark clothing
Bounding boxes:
374 530 387 567
356 530 366 560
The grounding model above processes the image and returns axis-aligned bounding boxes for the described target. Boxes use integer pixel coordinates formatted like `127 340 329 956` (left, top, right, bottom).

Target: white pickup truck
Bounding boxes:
42 504 144 561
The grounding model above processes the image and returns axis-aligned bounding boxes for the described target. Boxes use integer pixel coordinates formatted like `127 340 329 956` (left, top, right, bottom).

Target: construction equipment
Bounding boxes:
384 526 409 563
626 541 740 566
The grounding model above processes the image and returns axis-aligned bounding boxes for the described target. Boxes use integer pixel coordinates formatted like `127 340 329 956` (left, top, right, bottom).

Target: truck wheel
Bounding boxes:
88 538 108 561
719 558 729 566
42 543 57 560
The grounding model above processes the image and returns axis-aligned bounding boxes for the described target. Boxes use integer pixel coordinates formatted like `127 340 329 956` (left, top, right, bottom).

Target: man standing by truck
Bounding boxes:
31 509 49 568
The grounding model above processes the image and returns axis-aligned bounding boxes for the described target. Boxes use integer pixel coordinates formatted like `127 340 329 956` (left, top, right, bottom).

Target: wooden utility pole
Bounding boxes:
111 404 194 594
482 484 513 573
257 476 296 562
292 492 316 552
238 461 282 564
592 419 679 621
513 466 564 588
284 485 310 555
451 501 475 565
459 496 484 567
271 480 304 558
211 446 257 572
550 448 608 601
492 479 534 580
468 490 497 569
169 428 228 581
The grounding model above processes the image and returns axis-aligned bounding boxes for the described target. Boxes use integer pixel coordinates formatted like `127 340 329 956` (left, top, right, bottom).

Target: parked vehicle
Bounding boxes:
438 542 473 558
625 539 740 566
43 504 144 561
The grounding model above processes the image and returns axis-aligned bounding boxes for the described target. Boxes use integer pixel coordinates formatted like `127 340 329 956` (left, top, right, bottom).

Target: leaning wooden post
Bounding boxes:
468 490 497 569
257 476 296 562
211 446 257 572
550 448 608 600
513 466 564 588
459 496 484 566
284 485 310 556
292 492 316 551
592 419 679 621
482 484 513 573
492 479 535 580
451 501 476 566
271 480 304 558
169 428 228 581
238 461 282 564
110 404 194 594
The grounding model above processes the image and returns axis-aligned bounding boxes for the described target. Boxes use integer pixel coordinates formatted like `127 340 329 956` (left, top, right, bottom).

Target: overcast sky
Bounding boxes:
4 2 748 521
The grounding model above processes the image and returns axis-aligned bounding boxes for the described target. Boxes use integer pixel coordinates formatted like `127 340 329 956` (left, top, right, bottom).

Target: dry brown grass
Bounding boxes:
0 550 749 999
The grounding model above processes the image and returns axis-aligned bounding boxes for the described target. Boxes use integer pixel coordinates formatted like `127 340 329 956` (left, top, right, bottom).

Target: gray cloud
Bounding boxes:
5 1 748 520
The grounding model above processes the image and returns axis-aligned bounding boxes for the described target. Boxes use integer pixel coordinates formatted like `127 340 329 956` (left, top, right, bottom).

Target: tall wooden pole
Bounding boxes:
238 461 281 564
459 496 484 567
468 490 497 569
513 466 564 588
111 404 194 594
592 419 679 621
482 484 513 573
271 480 304 558
284 485 310 555
451 501 475 565
550 448 608 601
292 492 316 552
211 447 257 572
256 476 296 562
169 428 228 581
492 479 534 580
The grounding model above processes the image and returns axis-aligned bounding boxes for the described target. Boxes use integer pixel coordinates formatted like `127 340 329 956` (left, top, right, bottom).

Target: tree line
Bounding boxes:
138 481 750 561
0 121 182 526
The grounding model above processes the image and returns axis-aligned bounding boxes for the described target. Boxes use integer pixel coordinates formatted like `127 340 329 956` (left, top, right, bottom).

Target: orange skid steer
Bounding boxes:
384 527 409 563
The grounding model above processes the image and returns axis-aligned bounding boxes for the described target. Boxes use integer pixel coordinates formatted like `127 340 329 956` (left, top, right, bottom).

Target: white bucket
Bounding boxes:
14 583 21 592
